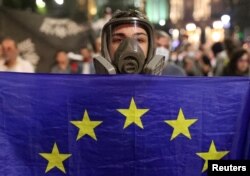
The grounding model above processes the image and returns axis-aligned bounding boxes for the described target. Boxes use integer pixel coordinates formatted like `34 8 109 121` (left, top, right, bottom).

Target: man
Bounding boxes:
211 42 229 76
80 48 95 74
0 38 34 73
51 51 71 74
94 10 165 75
155 30 186 76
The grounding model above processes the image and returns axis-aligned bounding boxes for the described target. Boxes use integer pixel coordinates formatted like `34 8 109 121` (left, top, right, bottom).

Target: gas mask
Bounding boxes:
156 47 170 65
113 38 146 74
94 14 164 75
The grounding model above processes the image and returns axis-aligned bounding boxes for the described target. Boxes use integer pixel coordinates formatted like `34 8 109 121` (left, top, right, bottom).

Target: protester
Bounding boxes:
200 55 213 76
80 48 95 74
94 9 165 75
92 7 113 36
223 49 250 76
0 37 34 73
1 11 249 77
183 56 202 76
155 30 186 76
224 38 240 60
51 51 71 74
211 42 229 76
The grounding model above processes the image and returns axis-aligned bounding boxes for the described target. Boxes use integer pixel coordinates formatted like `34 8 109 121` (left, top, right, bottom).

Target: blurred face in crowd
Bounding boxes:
80 48 92 62
237 53 249 73
2 38 19 62
156 36 170 49
56 51 68 66
184 58 194 73
109 24 149 60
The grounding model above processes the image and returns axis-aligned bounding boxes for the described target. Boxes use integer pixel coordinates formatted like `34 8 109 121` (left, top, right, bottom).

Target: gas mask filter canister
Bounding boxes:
113 38 146 74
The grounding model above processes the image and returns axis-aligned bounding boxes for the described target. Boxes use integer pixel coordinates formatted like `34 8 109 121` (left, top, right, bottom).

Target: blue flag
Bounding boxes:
0 73 249 176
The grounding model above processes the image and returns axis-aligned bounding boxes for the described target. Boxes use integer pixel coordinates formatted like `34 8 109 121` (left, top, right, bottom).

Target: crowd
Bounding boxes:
1 33 249 76
0 10 249 76
166 36 250 76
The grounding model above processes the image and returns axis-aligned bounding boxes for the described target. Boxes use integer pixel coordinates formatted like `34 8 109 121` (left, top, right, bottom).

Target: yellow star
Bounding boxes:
117 97 149 129
196 140 229 172
165 108 198 140
39 143 71 174
70 110 103 141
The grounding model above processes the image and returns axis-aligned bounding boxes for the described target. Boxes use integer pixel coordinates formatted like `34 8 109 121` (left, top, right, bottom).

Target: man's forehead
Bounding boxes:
157 37 169 44
2 39 16 47
112 24 147 35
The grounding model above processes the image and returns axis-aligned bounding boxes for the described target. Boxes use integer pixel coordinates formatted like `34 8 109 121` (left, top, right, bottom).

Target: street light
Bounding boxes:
221 15 230 24
186 23 196 32
221 15 231 28
172 29 179 40
54 0 64 5
213 21 223 29
36 0 46 8
159 19 166 26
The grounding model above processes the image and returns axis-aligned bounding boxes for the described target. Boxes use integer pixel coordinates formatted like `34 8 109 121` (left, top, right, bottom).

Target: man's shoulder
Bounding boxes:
0 60 7 71
162 63 186 76
17 57 35 73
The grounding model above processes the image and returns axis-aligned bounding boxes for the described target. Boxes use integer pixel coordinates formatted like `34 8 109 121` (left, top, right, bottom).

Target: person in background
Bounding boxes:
211 42 229 76
92 7 112 35
223 49 250 76
80 48 95 74
200 55 213 76
176 43 196 68
155 30 186 76
224 38 240 60
0 37 34 73
183 56 202 76
51 51 71 74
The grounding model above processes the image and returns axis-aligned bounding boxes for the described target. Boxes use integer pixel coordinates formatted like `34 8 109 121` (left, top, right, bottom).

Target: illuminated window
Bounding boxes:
170 0 184 24
193 0 211 21
146 0 169 24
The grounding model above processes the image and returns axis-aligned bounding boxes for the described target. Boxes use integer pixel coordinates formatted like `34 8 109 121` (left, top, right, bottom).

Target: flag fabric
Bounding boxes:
0 73 249 176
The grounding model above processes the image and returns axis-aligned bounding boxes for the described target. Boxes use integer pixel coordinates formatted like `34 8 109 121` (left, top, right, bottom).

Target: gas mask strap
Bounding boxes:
94 56 117 74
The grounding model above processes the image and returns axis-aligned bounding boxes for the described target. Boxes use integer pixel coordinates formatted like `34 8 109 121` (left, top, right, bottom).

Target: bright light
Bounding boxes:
36 0 46 8
186 23 196 32
221 15 231 24
213 21 223 29
169 29 174 35
54 0 64 5
212 31 221 42
172 29 180 40
159 19 166 26
90 7 97 15
221 15 231 28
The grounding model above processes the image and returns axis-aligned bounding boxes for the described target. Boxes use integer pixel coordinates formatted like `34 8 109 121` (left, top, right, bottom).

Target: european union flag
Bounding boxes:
0 73 249 176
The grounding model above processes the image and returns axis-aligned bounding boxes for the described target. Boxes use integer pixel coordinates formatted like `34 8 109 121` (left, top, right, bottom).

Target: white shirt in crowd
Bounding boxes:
0 56 34 73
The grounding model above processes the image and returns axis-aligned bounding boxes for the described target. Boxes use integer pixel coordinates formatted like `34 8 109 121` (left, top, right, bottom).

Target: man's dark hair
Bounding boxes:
155 30 170 39
211 42 224 57
111 9 148 20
